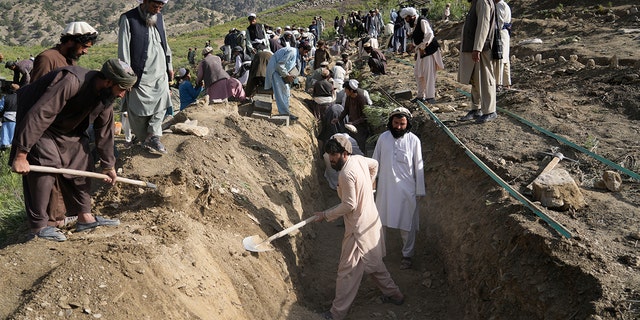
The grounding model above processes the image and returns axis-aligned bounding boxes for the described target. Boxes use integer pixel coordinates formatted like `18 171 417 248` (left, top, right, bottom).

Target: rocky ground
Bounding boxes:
0 1 639 319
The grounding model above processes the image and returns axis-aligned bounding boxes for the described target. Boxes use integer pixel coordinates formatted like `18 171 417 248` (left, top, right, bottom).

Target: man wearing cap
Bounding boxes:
313 40 331 71
264 43 312 121
5 59 33 88
458 0 497 124
223 28 238 62
340 53 352 78
118 0 174 154
372 107 425 270
245 50 273 97
175 68 202 110
332 60 346 89
400 7 444 104
363 43 386 75
334 79 371 154
31 21 99 81
314 135 404 320
9 59 137 242
246 13 270 56
197 47 246 102
232 46 252 85
312 68 335 119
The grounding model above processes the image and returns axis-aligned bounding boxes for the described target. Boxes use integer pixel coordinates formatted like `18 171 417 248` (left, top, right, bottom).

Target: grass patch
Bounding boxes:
0 151 26 245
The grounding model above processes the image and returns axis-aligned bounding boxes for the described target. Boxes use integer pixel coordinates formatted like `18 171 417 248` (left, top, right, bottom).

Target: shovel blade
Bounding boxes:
243 235 275 252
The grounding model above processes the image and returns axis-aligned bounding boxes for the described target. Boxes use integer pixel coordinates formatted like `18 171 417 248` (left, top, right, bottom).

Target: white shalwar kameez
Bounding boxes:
408 17 444 101
118 17 173 138
372 131 425 258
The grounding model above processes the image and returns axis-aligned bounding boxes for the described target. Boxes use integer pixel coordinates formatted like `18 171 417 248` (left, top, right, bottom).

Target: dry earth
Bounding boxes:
1 1 639 320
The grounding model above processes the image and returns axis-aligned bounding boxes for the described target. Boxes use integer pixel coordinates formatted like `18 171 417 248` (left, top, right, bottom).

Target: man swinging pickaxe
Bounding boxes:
526 151 579 190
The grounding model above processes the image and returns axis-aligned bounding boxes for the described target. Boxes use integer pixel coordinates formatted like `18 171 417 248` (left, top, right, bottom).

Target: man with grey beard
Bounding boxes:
118 0 174 154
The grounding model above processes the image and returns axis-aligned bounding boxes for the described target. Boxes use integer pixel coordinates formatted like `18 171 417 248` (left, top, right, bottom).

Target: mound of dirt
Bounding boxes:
1 1 639 319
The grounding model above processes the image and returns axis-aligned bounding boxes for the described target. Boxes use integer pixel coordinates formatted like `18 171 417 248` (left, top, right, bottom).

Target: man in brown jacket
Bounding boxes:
10 59 137 242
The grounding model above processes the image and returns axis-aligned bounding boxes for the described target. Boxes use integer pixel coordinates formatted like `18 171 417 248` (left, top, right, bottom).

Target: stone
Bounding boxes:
559 56 567 62
393 90 413 100
609 55 619 68
586 59 596 68
532 168 586 211
534 53 543 63
569 54 579 62
602 170 622 192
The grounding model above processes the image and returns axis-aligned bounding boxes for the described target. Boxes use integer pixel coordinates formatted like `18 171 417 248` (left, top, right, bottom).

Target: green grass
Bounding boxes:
0 151 26 244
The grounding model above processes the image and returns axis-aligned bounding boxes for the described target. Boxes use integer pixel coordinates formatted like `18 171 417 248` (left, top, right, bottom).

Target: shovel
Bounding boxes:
243 215 318 252
27 165 157 189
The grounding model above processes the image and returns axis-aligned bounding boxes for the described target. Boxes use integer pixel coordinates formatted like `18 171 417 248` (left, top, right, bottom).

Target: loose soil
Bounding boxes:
1 1 639 319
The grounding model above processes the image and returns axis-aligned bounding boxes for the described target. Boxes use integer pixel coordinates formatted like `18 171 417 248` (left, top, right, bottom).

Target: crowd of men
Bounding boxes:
0 0 513 319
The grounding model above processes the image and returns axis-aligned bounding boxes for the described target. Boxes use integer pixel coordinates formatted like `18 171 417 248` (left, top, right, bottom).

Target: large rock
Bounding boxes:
532 168 586 211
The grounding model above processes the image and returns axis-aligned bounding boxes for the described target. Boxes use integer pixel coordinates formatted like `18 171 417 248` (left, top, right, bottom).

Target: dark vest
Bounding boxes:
412 16 440 56
247 23 266 42
123 7 170 87
461 0 495 52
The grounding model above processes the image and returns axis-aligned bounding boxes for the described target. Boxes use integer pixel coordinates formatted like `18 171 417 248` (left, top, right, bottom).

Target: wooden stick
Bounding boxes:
27 165 157 189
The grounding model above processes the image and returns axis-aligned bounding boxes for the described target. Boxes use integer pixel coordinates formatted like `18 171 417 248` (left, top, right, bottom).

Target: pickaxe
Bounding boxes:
526 151 578 190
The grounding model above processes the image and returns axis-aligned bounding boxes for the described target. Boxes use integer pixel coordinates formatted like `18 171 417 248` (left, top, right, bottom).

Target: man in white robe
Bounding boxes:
315 135 404 320
493 0 512 90
372 107 425 270
118 0 174 154
400 7 444 104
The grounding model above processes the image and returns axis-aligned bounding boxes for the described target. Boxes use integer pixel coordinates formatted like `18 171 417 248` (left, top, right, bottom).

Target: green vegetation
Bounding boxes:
0 151 26 244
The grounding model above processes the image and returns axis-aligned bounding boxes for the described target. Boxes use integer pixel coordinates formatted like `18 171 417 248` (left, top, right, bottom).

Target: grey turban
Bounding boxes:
101 59 137 89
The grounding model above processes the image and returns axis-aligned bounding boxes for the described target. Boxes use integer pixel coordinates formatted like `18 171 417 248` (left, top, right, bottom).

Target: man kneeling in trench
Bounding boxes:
313 135 404 320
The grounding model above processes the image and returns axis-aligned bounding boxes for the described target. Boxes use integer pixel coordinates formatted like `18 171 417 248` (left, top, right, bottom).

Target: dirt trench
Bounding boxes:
0 98 607 320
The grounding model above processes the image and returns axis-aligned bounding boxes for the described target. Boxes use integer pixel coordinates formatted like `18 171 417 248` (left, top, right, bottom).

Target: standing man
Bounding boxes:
118 0 174 154
31 21 98 81
493 0 512 91
29 21 99 231
246 13 270 56
10 59 137 241
264 43 312 121
5 59 33 88
458 0 497 124
400 7 444 104
314 135 404 320
372 107 425 270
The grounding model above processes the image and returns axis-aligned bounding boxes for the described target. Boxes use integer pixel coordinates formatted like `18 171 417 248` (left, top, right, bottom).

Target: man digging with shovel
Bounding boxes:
10 59 138 242
313 135 404 320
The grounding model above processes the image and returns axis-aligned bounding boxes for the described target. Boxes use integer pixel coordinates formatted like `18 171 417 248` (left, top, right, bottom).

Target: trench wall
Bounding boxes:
420 123 602 319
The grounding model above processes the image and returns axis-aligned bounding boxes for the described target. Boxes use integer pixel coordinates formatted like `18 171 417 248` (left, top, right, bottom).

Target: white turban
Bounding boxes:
399 7 418 19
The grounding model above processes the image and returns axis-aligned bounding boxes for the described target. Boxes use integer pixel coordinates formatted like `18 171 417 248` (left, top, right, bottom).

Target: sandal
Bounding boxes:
34 226 67 242
400 257 412 270
380 294 405 305
75 216 120 232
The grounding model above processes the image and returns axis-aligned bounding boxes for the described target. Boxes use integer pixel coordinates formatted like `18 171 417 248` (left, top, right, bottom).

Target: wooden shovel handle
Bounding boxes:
265 215 319 243
539 156 561 175
28 165 157 189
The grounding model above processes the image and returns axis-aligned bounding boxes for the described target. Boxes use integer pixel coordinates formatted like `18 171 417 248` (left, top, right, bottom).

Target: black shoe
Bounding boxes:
289 114 299 121
476 112 497 123
459 109 482 121
410 97 424 103
425 98 437 104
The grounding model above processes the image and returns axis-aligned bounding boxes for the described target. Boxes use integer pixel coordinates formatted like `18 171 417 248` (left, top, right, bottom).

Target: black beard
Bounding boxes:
391 128 408 139
98 87 116 106
331 157 346 171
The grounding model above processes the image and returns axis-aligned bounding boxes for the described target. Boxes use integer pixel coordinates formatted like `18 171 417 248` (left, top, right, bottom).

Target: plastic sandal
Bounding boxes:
75 216 120 232
35 226 67 242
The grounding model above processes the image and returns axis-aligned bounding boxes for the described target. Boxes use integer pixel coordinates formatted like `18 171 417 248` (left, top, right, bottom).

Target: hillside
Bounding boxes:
0 0 294 47
0 0 639 319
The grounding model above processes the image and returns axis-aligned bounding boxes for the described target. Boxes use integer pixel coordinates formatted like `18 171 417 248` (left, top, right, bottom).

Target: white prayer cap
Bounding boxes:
345 79 359 90
176 68 187 78
248 13 257 19
62 21 97 36
389 107 412 119
202 46 213 55
399 7 418 18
